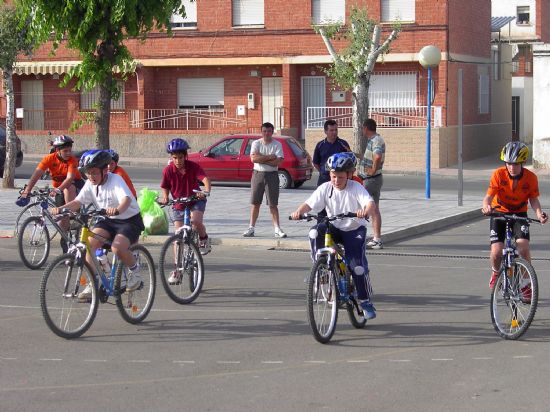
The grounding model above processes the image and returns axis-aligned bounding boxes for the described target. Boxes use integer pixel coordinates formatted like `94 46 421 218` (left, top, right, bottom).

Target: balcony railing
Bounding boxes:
306 106 443 129
15 108 249 132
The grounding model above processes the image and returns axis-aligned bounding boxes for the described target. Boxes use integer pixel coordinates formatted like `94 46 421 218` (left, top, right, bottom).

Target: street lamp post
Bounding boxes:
419 45 441 199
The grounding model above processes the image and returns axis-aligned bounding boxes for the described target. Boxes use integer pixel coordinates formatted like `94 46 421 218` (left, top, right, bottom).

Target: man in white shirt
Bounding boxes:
243 122 287 238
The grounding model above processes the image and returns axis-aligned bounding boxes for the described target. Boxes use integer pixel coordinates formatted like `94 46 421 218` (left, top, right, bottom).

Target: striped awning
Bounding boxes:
13 61 81 75
491 16 516 32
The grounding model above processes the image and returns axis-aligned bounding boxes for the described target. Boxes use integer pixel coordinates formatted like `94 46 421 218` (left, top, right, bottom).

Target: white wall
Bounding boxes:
491 0 537 40
512 76 533 143
532 43 550 167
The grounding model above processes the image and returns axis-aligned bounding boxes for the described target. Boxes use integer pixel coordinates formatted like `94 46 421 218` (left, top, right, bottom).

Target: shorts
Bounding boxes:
93 213 145 245
53 179 86 207
250 170 279 206
172 200 207 221
489 212 530 244
363 174 383 204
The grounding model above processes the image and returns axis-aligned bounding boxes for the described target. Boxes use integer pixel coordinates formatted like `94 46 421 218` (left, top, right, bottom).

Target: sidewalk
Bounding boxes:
0 176 482 250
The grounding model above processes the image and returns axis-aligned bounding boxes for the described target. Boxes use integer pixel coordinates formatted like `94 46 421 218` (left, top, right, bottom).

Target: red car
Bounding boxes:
187 134 313 189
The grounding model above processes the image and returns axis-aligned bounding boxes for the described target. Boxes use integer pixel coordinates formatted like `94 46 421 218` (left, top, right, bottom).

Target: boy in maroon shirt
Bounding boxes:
160 139 212 260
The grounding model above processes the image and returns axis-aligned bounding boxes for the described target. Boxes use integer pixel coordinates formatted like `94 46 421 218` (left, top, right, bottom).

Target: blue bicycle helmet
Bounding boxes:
326 152 357 172
78 150 112 174
166 138 190 153
106 149 119 163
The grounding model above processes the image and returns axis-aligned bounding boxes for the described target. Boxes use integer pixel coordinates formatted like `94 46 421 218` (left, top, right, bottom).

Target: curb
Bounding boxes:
1 208 481 249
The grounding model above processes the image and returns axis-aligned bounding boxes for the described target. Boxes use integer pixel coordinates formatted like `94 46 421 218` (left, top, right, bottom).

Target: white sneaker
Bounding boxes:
199 237 211 255
78 284 93 301
126 271 143 292
243 227 255 237
168 270 182 285
274 228 287 238
366 238 383 249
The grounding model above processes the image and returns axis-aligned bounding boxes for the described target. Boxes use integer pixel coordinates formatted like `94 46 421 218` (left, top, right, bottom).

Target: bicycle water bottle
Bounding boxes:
95 249 111 274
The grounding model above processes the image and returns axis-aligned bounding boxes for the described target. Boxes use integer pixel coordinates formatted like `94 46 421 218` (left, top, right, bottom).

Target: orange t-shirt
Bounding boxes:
37 153 82 188
487 166 540 213
113 165 137 198
352 175 364 185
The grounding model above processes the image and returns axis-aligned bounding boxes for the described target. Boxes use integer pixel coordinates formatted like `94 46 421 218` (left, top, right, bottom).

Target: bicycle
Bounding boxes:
293 212 367 344
39 208 156 339
158 193 207 304
487 211 541 340
17 187 83 270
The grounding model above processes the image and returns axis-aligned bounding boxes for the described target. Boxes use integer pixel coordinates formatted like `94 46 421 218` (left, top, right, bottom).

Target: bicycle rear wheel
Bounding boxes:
115 244 156 324
40 254 98 339
307 256 338 343
18 216 50 269
159 233 204 304
491 257 538 340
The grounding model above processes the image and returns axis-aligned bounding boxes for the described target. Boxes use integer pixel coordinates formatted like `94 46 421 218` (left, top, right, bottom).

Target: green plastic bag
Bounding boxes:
138 187 168 235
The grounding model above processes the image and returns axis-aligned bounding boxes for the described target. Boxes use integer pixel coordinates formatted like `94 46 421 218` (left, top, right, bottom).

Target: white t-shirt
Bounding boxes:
251 138 284 172
76 173 140 220
305 180 374 231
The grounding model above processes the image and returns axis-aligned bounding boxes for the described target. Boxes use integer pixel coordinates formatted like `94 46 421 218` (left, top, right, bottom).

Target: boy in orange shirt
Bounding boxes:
106 149 137 198
482 142 547 288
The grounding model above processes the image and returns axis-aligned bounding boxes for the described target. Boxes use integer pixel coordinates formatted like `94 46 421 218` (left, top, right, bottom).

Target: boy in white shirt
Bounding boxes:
290 152 378 319
52 150 145 299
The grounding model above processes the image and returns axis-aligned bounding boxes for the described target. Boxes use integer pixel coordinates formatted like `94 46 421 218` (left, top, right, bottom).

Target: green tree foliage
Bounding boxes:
314 7 400 154
19 0 187 148
0 2 33 188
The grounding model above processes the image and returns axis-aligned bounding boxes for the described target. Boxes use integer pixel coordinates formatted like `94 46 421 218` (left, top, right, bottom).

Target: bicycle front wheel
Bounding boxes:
159 233 204 304
18 216 50 270
115 244 156 324
491 257 538 340
307 256 338 343
40 254 98 339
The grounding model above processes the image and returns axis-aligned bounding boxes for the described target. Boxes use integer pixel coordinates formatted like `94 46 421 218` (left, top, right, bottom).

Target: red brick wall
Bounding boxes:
448 0 490 58
537 0 550 42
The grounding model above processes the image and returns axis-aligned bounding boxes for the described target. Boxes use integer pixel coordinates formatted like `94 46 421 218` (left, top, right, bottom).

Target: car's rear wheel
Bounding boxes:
278 170 291 189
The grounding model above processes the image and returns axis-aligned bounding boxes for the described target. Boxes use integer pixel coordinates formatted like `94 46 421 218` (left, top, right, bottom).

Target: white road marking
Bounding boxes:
83 359 107 363
173 360 195 364
513 355 533 359
39 358 62 361
0 357 17 360
431 358 453 361
304 360 326 364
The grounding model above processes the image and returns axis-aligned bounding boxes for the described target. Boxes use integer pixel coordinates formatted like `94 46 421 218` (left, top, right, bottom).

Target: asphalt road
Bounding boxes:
2 218 550 411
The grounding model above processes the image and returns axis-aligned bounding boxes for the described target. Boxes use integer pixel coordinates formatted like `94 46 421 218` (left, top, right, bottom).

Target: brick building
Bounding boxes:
1 0 510 168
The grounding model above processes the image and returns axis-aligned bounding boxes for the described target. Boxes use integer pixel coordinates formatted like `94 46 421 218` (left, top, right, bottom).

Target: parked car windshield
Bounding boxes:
209 138 243 156
287 138 307 158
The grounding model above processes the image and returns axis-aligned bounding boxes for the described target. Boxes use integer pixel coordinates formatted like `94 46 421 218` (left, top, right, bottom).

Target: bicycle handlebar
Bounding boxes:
486 211 542 224
289 212 358 222
156 190 210 208
18 186 54 197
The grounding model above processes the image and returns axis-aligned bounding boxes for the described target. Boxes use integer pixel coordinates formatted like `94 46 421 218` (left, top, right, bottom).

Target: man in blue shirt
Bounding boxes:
312 119 351 186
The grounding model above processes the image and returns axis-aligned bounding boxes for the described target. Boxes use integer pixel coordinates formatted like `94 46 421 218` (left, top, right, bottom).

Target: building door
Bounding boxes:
301 76 326 139
262 77 283 130
21 80 44 130
512 96 520 141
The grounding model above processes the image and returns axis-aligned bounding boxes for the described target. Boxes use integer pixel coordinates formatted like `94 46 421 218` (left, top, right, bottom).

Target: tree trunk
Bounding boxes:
2 69 16 189
95 72 113 149
352 77 370 156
